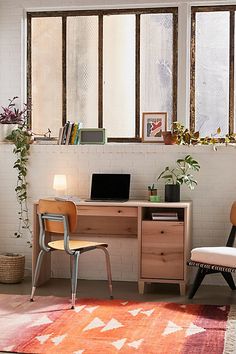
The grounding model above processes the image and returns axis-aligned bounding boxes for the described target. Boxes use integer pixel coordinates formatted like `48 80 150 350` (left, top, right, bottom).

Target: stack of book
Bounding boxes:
152 212 178 221
58 122 83 145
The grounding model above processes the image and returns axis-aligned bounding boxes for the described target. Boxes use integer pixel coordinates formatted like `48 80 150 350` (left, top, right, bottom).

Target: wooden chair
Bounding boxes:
30 199 113 308
187 201 236 299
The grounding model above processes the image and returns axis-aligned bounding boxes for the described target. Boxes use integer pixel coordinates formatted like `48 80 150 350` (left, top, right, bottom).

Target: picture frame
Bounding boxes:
142 112 167 143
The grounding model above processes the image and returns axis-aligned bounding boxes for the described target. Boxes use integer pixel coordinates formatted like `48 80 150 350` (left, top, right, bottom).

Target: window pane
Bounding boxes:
31 18 62 136
67 16 98 127
234 11 236 132
195 12 229 136
103 15 135 137
140 14 173 129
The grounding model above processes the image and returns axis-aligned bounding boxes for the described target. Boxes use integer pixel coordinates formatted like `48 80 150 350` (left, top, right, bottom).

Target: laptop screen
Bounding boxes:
90 173 130 201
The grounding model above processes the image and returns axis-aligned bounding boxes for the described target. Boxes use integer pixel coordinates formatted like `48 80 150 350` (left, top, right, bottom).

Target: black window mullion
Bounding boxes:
135 14 141 138
98 15 103 128
62 16 67 126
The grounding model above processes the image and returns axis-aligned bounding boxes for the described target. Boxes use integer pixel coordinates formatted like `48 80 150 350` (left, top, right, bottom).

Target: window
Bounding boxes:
27 8 178 142
190 6 236 136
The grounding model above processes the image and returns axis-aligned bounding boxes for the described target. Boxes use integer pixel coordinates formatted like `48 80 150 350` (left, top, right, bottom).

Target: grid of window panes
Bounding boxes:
29 10 177 140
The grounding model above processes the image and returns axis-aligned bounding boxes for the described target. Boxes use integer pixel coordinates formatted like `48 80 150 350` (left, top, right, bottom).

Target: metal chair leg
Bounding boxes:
71 251 80 309
188 268 207 299
99 246 113 299
30 250 45 301
221 272 236 290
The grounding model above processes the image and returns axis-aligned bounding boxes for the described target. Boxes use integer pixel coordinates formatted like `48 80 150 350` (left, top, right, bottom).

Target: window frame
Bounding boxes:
27 7 178 142
190 5 235 135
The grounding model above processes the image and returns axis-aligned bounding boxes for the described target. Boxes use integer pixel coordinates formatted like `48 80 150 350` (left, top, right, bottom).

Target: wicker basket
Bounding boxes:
0 253 25 283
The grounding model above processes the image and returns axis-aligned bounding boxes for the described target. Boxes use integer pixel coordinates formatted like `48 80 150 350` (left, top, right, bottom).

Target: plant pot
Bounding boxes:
162 131 175 145
0 124 17 142
148 189 157 197
0 253 25 283
165 184 180 202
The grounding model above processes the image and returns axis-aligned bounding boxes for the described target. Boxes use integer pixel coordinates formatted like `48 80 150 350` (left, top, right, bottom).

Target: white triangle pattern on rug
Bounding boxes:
29 315 53 327
51 334 67 345
36 334 52 344
111 338 127 350
74 305 86 313
162 321 183 336
101 318 123 332
73 350 85 354
121 301 128 306
185 323 206 337
85 306 99 313
218 306 226 312
128 338 144 349
83 317 105 332
140 309 155 317
128 308 143 316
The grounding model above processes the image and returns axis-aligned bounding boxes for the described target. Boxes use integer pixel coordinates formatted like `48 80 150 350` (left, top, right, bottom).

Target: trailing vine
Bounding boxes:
0 97 33 245
7 125 32 244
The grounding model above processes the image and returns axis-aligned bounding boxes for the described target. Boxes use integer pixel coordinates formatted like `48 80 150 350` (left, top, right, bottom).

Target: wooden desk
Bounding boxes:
33 200 192 295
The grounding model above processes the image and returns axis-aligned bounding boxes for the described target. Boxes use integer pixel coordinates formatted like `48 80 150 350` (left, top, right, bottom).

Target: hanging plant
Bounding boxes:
3 97 33 245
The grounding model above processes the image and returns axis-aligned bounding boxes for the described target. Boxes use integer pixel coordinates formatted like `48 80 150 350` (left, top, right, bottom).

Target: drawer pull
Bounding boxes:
118 210 121 213
160 230 164 234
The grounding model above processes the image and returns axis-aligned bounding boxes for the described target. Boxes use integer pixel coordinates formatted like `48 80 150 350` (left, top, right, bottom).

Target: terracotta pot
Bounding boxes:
162 131 175 145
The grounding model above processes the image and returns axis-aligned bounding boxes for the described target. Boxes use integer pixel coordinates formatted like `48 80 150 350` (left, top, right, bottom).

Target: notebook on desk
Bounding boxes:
85 173 131 202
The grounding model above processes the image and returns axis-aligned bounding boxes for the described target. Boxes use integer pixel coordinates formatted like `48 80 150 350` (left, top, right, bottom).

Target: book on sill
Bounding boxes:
54 195 81 204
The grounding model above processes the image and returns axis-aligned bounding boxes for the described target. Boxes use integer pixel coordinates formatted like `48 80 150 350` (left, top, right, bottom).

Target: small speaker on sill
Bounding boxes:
78 128 106 145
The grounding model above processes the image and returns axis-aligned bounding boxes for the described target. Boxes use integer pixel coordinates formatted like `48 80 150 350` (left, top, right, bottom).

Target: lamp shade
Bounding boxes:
53 174 67 192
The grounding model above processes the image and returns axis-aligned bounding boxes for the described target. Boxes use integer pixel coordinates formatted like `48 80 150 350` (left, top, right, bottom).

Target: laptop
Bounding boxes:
86 173 131 202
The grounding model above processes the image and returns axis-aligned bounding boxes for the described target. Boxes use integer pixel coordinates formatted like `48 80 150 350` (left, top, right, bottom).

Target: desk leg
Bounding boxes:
179 283 187 297
138 281 145 294
32 204 51 286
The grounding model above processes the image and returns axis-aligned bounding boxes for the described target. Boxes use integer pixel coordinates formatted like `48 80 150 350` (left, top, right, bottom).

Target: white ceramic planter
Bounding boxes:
0 124 17 142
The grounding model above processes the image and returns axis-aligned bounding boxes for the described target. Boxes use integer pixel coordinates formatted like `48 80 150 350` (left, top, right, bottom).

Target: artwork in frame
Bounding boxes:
142 112 167 143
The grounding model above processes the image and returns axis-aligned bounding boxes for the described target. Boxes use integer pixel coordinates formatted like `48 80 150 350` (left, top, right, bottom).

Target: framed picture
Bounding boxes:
142 112 167 143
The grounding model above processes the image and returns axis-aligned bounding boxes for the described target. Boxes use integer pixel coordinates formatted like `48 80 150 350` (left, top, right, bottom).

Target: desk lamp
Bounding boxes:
53 174 67 197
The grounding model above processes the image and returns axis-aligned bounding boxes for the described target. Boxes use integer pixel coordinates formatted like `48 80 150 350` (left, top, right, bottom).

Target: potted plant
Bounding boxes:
172 122 200 145
157 155 200 202
0 97 26 142
0 98 32 283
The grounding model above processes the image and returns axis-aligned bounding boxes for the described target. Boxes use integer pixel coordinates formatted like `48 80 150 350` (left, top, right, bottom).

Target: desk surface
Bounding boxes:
39 198 192 208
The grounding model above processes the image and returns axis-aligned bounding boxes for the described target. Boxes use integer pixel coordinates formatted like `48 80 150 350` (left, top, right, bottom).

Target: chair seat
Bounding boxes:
48 239 108 251
191 246 236 268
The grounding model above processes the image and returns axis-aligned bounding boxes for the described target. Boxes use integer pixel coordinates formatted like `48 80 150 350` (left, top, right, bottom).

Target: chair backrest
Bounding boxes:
230 201 236 226
38 199 77 233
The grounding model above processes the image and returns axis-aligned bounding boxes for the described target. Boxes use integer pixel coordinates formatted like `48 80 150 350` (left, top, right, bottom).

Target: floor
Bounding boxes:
1 277 236 306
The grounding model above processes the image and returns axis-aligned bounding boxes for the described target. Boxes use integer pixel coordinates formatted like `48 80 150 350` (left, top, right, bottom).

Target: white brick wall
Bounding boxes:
0 143 236 285
0 0 235 286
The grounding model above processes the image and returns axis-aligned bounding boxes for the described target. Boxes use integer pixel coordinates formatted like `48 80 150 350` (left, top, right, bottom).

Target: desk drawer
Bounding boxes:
77 206 137 217
141 221 184 279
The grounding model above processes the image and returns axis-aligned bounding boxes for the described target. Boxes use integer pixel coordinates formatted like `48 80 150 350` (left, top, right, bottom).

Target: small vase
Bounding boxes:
165 184 180 202
0 124 17 142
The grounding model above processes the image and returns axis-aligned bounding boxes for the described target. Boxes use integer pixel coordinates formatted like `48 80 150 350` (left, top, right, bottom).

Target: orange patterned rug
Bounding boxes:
0 294 235 353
